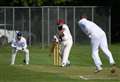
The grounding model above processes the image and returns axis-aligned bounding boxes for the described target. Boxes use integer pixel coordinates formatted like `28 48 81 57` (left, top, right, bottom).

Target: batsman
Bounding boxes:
55 19 73 67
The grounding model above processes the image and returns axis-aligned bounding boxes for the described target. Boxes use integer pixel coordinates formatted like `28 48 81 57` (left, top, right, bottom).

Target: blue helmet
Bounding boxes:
17 32 22 36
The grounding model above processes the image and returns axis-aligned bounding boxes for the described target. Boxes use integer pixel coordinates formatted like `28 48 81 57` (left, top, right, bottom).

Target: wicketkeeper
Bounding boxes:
10 32 29 65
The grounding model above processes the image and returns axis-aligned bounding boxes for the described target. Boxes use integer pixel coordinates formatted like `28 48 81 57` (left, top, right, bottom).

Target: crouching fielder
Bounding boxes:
57 19 73 67
11 32 29 65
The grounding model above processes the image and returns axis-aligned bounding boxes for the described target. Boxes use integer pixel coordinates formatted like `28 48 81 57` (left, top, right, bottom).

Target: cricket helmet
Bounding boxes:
17 31 22 36
56 19 64 25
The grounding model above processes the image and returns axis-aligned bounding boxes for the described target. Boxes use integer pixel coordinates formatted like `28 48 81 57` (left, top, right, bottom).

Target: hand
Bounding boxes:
22 48 25 50
13 47 17 50
88 35 91 38
58 31 64 37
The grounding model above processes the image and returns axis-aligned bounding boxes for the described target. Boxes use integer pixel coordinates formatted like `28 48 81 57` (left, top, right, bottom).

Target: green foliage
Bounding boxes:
54 0 64 4
37 0 45 6
11 0 43 6
0 0 112 6
10 0 66 6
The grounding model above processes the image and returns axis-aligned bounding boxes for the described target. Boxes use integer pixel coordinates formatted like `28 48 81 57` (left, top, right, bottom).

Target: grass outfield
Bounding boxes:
0 43 120 82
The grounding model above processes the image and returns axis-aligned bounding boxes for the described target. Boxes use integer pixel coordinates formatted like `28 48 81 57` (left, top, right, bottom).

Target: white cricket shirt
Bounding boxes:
78 18 105 37
11 36 27 50
61 24 72 41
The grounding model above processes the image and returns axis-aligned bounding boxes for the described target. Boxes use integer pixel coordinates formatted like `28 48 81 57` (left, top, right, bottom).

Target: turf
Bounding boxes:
0 43 120 82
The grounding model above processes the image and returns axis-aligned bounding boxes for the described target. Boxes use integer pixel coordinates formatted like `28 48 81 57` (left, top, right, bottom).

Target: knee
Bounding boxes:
92 51 99 58
12 50 18 54
24 49 29 54
12 52 17 56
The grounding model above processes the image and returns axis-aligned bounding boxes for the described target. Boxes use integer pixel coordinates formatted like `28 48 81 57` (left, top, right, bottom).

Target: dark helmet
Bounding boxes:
17 32 22 36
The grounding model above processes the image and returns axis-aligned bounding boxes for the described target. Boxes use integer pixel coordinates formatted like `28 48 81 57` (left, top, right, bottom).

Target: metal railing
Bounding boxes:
0 6 111 48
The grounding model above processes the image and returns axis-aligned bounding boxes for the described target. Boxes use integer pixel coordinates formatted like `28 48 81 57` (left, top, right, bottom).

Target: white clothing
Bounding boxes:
11 37 27 50
53 35 59 42
60 24 73 66
78 18 105 37
11 36 29 65
61 39 73 66
78 18 115 69
61 24 72 41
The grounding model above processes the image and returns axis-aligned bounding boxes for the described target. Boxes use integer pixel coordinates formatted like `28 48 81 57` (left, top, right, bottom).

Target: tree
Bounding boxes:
10 0 65 6
0 0 11 6
0 0 112 6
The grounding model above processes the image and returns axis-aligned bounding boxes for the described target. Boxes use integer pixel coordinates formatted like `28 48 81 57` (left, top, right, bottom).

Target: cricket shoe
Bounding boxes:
61 64 70 67
61 64 66 67
66 63 70 67
110 64 116 73
23 59 26 64
94 67 103 73
10 63 14 65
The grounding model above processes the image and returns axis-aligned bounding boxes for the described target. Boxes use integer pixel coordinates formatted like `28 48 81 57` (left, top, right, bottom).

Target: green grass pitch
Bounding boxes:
0 43 120 82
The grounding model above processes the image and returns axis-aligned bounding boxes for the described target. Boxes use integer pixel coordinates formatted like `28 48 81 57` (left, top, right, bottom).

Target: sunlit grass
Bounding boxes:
0 43 120 82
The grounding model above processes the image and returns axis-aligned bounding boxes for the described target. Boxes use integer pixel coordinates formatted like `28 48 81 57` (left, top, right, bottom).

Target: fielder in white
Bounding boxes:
11 32 29 65
78 15 115 73
57 19 73 67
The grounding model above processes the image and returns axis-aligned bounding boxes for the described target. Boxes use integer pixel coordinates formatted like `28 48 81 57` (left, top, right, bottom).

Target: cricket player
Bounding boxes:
78 15 116 73
10 32 29 65
57 19 73 67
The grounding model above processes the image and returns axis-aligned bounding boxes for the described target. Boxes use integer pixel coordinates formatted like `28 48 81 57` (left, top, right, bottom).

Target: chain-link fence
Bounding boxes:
0 6 111 48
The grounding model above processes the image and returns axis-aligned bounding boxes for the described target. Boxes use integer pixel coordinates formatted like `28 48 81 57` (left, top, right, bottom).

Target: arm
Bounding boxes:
79 23 91 38
11 39 17 48
21 37 27 50
58 31 64 37
22 41 27 50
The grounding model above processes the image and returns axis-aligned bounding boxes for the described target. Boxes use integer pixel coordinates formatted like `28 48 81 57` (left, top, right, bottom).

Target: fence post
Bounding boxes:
73 7 76 44
42 7 44 48
108 8 111 44
13 8 15 38
65 7 67 24
29 8 31 46
92 7 94 22
4 8 6 36
48 7 50 47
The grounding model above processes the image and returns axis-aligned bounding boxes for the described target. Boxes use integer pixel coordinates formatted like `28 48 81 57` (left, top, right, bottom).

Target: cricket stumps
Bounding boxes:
53 42 61 66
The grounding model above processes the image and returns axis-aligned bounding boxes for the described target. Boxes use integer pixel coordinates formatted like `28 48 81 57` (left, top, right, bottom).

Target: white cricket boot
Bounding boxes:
94 65 103 73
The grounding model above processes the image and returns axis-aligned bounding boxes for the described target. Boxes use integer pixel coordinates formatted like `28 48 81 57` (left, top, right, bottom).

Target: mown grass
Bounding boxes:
0 43 120 82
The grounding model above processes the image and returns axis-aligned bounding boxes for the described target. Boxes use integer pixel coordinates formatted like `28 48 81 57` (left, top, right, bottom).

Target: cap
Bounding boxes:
17 32 22 36
80 14 87 19
56 19 64 25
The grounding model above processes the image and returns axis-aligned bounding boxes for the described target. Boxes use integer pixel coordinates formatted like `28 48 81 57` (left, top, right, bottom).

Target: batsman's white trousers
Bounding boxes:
11 48 29 65
61 39 73 66
91 33 115 68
